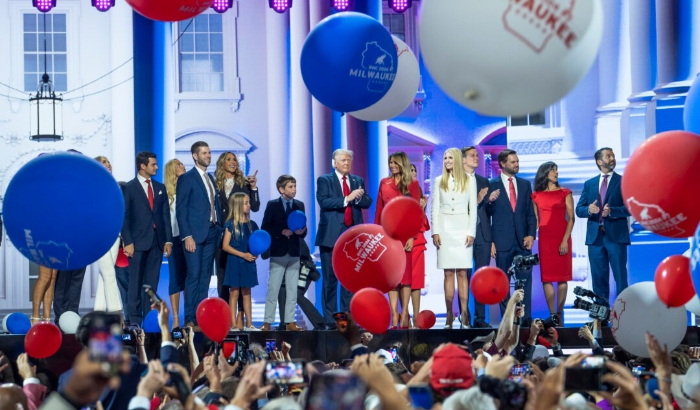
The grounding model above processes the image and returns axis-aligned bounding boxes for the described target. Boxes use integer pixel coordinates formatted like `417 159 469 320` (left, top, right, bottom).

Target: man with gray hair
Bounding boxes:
315 149 372 329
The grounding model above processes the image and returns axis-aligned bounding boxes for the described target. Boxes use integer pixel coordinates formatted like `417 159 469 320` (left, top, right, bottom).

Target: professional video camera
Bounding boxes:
573 286 610 321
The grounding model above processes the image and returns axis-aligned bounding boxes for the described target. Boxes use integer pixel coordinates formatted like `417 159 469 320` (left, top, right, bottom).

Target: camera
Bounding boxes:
513 254 539 269
564 356 612 392
539 314 559 331
573 287 610 321
122 324 140 346
172 327 188 340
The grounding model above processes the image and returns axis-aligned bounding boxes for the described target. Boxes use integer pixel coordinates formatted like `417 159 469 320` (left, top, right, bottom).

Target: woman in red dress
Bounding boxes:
374 152 422 328
531 162 575 326
409 163 430 327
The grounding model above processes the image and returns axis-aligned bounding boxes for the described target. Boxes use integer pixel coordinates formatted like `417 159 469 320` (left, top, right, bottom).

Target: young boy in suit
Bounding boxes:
260 175 307 331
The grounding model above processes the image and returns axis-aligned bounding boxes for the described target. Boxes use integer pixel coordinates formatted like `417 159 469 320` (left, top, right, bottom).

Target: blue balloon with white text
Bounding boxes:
300 12 397 113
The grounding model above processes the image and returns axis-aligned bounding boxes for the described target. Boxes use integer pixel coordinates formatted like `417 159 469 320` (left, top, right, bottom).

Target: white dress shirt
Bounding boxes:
500 172 519 202
335 170 353 207
137 174 152 198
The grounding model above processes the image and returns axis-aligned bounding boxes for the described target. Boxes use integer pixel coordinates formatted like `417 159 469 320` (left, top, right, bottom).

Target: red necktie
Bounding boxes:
146 179 154 210
508 177 517 212
342 176 352 226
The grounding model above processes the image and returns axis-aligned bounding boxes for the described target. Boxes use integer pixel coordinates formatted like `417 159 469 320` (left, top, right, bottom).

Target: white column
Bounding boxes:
162 22 176 162
110 7 135 181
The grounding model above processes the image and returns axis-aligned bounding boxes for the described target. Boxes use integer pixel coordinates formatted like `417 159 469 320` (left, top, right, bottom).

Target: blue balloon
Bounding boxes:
685 74 700 133
691 222 700 296
3 313 31 335
143 310 160 333
4 153 124 270
248 230 271 256
301 12 398 113
287 210 307 232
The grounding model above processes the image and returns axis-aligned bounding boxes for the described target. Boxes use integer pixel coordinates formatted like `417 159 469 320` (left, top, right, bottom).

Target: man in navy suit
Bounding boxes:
486 149 537 325
121 151 173 326
575 148 630 306
176 141 223 327
315 149 372 329
462 146 493 328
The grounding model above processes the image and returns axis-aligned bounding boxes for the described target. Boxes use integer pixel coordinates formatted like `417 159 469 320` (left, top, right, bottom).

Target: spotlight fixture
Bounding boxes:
211 0 233 13
388 0 411 13
33 0 56 13
331 0 353 11
91 0 115 12
268 0 291 13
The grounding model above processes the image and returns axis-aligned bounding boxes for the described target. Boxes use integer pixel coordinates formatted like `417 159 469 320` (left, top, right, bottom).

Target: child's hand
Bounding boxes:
281 229 293 237
244 253 257 262
294 227 306 235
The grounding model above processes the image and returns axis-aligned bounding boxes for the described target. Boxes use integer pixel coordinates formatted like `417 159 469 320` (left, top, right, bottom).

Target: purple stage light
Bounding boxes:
388 0 411 13
331 0 353 11
268 0 292 13
91 0 115 12
211 0 232 13
32 0 56 13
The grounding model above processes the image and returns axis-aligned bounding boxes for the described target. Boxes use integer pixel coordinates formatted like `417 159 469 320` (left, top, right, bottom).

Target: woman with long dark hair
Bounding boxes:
531 161 574 326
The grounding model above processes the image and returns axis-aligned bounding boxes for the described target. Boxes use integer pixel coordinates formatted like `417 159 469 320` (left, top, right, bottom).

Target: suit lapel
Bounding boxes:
132 177 152 211
604 173 620 203
493 177 513 213
332 173 344 196
593 175 601 202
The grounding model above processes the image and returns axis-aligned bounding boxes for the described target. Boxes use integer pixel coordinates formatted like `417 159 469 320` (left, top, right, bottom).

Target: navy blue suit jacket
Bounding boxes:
261 198 308 258
474 174 493 244
575 172 630 245
121 177 172 251
486 176 537 252
315 172 372 248
176 167 223 243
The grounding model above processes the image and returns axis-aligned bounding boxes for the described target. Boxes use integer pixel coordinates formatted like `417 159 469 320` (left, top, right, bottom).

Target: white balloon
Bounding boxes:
686 295 700 316
58 311 81 334
419 0 603 116
610 282 687 357
349 36 420 121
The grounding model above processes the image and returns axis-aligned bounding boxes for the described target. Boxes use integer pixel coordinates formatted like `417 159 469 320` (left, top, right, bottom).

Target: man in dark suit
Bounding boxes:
176 141 222 327
486 149 537 325
575 148 630 306
315 149 372 329
260 175 307 331
121 151 173 326
462 146 493 328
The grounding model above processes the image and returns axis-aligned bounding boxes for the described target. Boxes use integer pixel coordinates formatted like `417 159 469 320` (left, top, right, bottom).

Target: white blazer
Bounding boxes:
431 174 477 237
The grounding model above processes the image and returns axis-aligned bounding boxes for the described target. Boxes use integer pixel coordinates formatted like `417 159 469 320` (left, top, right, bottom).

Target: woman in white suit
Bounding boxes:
431 148 477 329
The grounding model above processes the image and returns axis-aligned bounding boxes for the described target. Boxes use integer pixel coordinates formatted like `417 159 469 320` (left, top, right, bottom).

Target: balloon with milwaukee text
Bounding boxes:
622 131 700 238
349 35 421 121
380 196 424 242
3 153 124 270
350 288 391 334
470 266 509 305
125 0 212 22
332 224 406 293
419 0 603 116
654 255 694 308
610 282 687 357
301 12 398 113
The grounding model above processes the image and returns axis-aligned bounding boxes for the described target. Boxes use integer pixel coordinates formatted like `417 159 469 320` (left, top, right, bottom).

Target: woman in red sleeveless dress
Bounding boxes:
531 162 575 326
409 163 430 328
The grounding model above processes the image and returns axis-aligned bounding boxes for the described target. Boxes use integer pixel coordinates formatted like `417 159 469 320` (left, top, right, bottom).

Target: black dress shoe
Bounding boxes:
472 320 492 328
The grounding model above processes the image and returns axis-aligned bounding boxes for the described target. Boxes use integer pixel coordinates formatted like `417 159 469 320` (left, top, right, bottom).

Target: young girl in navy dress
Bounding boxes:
222 192 260 331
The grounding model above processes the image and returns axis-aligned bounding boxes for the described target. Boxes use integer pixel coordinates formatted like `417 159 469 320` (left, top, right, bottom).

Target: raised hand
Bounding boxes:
588 199 600 215
489 189 501 203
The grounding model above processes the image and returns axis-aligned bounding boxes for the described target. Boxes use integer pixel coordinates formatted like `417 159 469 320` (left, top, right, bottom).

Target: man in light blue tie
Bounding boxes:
575 148 631 307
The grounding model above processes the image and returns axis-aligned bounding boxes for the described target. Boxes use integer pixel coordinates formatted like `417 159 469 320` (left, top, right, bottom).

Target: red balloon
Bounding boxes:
125 0 213 22
380 197 424 241
332 224 406 293
655 255 694 307
350 288 391 334
116 246 129 268
622 131 700 238
25 322 62 359
196 298 231 342
415 310 436 329
470 266 509 305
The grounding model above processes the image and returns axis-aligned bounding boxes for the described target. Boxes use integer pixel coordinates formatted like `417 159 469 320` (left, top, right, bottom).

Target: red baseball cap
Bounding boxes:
430 344 475 396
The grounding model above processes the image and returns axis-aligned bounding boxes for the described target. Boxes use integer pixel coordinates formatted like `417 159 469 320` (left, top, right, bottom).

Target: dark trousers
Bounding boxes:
53 268 86 320
588 229 629 306
115 265 130 323
496 237 533 323
468 239 492 322
320 246 353 325
168 236 187 295
183 226 220 324
278 280 325 329
215 245 230 301
128 234 164 326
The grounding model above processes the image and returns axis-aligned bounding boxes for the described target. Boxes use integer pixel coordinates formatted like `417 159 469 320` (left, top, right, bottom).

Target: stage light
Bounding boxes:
269 0 291 13
388 0 411 13
211 0 233 13
331 0 353 11
32 0 56 13
91 0 115 12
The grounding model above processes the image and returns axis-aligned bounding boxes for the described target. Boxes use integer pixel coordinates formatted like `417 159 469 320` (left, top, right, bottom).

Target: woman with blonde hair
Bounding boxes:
164 158 187 328
374 151 421 328
431 148 477 329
